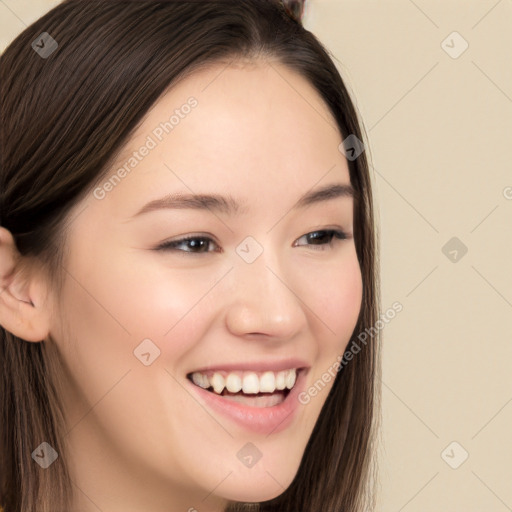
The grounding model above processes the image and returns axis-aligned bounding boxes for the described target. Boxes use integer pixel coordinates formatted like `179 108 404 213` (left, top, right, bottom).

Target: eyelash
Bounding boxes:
155 229 350 254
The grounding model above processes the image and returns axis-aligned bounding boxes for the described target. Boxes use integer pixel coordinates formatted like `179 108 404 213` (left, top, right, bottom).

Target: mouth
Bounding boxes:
186 368 304 408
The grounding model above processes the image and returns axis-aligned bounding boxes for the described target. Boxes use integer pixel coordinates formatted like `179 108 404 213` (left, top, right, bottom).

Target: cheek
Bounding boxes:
120 264 219 328
300 250 363 348
83 256 225 371
53 256 222 461
52 253 207 399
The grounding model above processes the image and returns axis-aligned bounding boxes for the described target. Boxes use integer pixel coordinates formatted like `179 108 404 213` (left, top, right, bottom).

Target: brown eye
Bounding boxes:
294 230 349 250
157 236 219 254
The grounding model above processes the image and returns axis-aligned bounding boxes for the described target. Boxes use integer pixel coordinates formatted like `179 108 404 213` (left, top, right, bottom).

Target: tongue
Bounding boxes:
218 389 287 407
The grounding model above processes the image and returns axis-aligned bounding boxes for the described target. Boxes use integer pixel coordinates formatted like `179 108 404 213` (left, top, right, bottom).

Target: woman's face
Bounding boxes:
52 59 363 511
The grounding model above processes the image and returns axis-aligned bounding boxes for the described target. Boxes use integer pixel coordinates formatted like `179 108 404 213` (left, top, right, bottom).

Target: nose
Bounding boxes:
223 247 308 341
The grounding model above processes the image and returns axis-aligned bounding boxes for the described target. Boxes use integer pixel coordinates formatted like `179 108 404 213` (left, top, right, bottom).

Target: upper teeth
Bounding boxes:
191 369 298 395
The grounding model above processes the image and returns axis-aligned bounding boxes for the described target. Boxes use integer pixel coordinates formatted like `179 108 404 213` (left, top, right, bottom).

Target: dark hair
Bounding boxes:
0 1 380 511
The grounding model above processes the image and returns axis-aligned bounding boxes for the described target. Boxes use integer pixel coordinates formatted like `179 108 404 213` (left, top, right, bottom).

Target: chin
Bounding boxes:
218 469 296 503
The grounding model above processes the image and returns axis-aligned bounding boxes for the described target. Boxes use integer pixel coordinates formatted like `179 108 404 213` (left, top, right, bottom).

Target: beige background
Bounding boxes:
1 1 511 510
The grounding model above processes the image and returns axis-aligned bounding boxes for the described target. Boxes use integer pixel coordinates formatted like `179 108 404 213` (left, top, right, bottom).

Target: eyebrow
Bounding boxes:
128 182 355 219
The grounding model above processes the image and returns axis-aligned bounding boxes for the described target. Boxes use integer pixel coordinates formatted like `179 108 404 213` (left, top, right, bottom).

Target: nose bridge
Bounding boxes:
238 246 283 300
224 239 306 337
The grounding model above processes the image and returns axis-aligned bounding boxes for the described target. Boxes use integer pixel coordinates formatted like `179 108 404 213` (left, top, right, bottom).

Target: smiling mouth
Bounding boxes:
186 368 303 407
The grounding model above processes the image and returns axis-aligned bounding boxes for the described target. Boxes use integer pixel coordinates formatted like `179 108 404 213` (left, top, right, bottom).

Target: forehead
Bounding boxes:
86 59 350 218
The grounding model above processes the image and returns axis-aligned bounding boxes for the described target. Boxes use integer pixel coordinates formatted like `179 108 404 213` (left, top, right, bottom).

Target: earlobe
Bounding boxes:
0 226 50 342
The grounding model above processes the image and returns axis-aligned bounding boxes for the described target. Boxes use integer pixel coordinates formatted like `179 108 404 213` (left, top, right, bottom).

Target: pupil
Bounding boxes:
309 231 329 244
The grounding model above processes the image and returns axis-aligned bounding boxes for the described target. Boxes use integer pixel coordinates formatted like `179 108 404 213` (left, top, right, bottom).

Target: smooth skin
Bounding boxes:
0 59 362 512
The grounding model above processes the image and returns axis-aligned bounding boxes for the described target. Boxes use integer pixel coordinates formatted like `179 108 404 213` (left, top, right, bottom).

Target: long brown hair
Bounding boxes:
0 1 381 511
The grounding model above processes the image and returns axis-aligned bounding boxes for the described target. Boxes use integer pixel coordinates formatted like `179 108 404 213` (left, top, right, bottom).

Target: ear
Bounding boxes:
0 226 52 342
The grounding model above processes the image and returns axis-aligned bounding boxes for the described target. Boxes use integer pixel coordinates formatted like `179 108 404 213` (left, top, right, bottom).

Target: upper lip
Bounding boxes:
187 358 310 374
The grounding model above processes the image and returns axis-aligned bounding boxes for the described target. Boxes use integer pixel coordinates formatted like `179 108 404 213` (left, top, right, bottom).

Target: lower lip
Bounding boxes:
187 369 308 435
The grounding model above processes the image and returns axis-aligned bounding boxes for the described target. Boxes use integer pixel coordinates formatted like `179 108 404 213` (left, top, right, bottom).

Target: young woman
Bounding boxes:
0 1 381 511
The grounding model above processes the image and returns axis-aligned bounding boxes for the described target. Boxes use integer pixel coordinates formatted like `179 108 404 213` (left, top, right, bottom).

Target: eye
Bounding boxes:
156 235 220 254
293 229 349 250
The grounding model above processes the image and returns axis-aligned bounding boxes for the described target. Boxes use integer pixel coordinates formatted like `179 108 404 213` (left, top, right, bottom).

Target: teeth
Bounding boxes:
191 372 209 389
225 373 242 393
259 371 276 393
275 371 286 390
285 369 296 389
210 373 225 394
190 368 299 395
242 372 260 394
